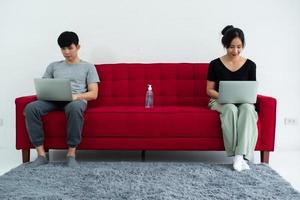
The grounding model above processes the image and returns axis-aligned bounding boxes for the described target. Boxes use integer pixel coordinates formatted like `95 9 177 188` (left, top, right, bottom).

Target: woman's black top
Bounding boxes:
207 58 256 91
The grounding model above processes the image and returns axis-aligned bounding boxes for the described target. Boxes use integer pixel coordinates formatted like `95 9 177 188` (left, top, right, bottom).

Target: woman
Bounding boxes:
207 25 258 172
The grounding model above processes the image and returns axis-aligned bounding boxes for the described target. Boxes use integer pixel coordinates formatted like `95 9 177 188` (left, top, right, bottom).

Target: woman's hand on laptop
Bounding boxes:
206 81 219 99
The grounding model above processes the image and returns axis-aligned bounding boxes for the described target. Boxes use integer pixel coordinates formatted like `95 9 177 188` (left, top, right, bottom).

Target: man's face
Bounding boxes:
61 44 80 62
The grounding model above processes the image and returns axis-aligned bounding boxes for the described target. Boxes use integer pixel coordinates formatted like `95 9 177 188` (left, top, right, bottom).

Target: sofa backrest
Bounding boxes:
88 63 210 107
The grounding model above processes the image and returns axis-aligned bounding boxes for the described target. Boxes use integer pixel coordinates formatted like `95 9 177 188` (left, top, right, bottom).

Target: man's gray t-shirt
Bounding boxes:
43 60 100 95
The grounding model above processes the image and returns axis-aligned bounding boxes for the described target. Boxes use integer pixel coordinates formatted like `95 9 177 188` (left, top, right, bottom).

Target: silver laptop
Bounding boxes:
218 81 258 104
34 78 73 101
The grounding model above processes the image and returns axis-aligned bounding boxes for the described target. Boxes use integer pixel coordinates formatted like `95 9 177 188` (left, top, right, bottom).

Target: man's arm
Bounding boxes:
72 83 98 101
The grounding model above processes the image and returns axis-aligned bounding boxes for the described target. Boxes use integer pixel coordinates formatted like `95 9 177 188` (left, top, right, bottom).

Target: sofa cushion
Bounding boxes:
42 106 222 138
88 63 210 108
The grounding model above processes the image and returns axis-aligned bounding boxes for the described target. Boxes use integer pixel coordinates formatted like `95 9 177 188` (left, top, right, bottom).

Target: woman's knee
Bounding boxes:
239 104 255 113
221 104 238 114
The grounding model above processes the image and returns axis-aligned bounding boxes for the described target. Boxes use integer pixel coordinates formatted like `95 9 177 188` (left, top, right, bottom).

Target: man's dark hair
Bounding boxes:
221 25 245 48
57 31 79 48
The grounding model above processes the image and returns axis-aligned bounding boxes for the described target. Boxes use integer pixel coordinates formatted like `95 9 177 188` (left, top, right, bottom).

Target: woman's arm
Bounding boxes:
206 80 219 99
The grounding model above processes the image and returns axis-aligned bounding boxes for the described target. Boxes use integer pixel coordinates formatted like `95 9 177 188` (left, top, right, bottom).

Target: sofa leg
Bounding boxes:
22 149 30 163
141 150 146 161
260 151 270 164
45 149 50 161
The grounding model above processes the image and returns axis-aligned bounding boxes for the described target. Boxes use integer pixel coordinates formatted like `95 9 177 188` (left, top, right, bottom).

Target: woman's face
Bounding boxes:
226 37 243 57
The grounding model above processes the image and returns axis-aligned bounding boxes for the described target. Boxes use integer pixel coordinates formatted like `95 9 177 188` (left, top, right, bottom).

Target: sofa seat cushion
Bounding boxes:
42 106 222 138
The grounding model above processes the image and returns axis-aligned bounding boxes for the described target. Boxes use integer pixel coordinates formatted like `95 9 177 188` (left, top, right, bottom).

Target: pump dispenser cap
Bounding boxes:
148 84 152 91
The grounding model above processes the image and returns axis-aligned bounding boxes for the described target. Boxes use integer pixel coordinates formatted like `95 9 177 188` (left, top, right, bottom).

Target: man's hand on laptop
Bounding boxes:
71 87 98 101
72 94 80 101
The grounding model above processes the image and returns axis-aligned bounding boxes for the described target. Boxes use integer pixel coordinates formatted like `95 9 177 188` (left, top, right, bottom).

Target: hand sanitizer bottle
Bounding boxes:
145 84 153 108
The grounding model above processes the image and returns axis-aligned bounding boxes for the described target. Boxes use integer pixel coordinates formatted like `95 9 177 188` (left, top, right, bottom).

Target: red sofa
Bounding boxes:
15 63 277 163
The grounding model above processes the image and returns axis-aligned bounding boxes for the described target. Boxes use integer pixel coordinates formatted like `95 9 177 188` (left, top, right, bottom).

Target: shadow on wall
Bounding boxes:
90 46 120 64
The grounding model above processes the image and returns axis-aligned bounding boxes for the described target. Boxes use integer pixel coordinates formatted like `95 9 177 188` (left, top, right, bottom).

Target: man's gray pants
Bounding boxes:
24 100 87 148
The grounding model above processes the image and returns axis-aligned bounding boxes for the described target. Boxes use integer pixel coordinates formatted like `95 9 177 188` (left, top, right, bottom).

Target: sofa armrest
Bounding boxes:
15 95 37 149
256 94 277 151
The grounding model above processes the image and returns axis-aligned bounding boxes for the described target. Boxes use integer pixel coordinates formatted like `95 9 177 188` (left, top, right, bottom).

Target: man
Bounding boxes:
24 31 100 167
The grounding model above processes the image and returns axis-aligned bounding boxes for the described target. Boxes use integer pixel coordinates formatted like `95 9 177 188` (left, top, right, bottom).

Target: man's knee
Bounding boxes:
65 101 86 115
24 102 39 116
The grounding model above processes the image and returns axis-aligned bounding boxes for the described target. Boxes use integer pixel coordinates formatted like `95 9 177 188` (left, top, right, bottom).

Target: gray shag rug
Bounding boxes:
0 162 299 200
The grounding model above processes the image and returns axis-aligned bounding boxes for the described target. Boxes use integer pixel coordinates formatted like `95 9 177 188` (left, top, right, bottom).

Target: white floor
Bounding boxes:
0 148 299 192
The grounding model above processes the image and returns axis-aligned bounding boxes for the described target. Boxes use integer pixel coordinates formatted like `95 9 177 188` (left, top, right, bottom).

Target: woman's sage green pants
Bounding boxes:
208 99 258 160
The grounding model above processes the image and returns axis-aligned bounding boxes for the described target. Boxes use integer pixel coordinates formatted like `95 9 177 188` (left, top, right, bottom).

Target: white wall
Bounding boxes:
0 0 299 150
